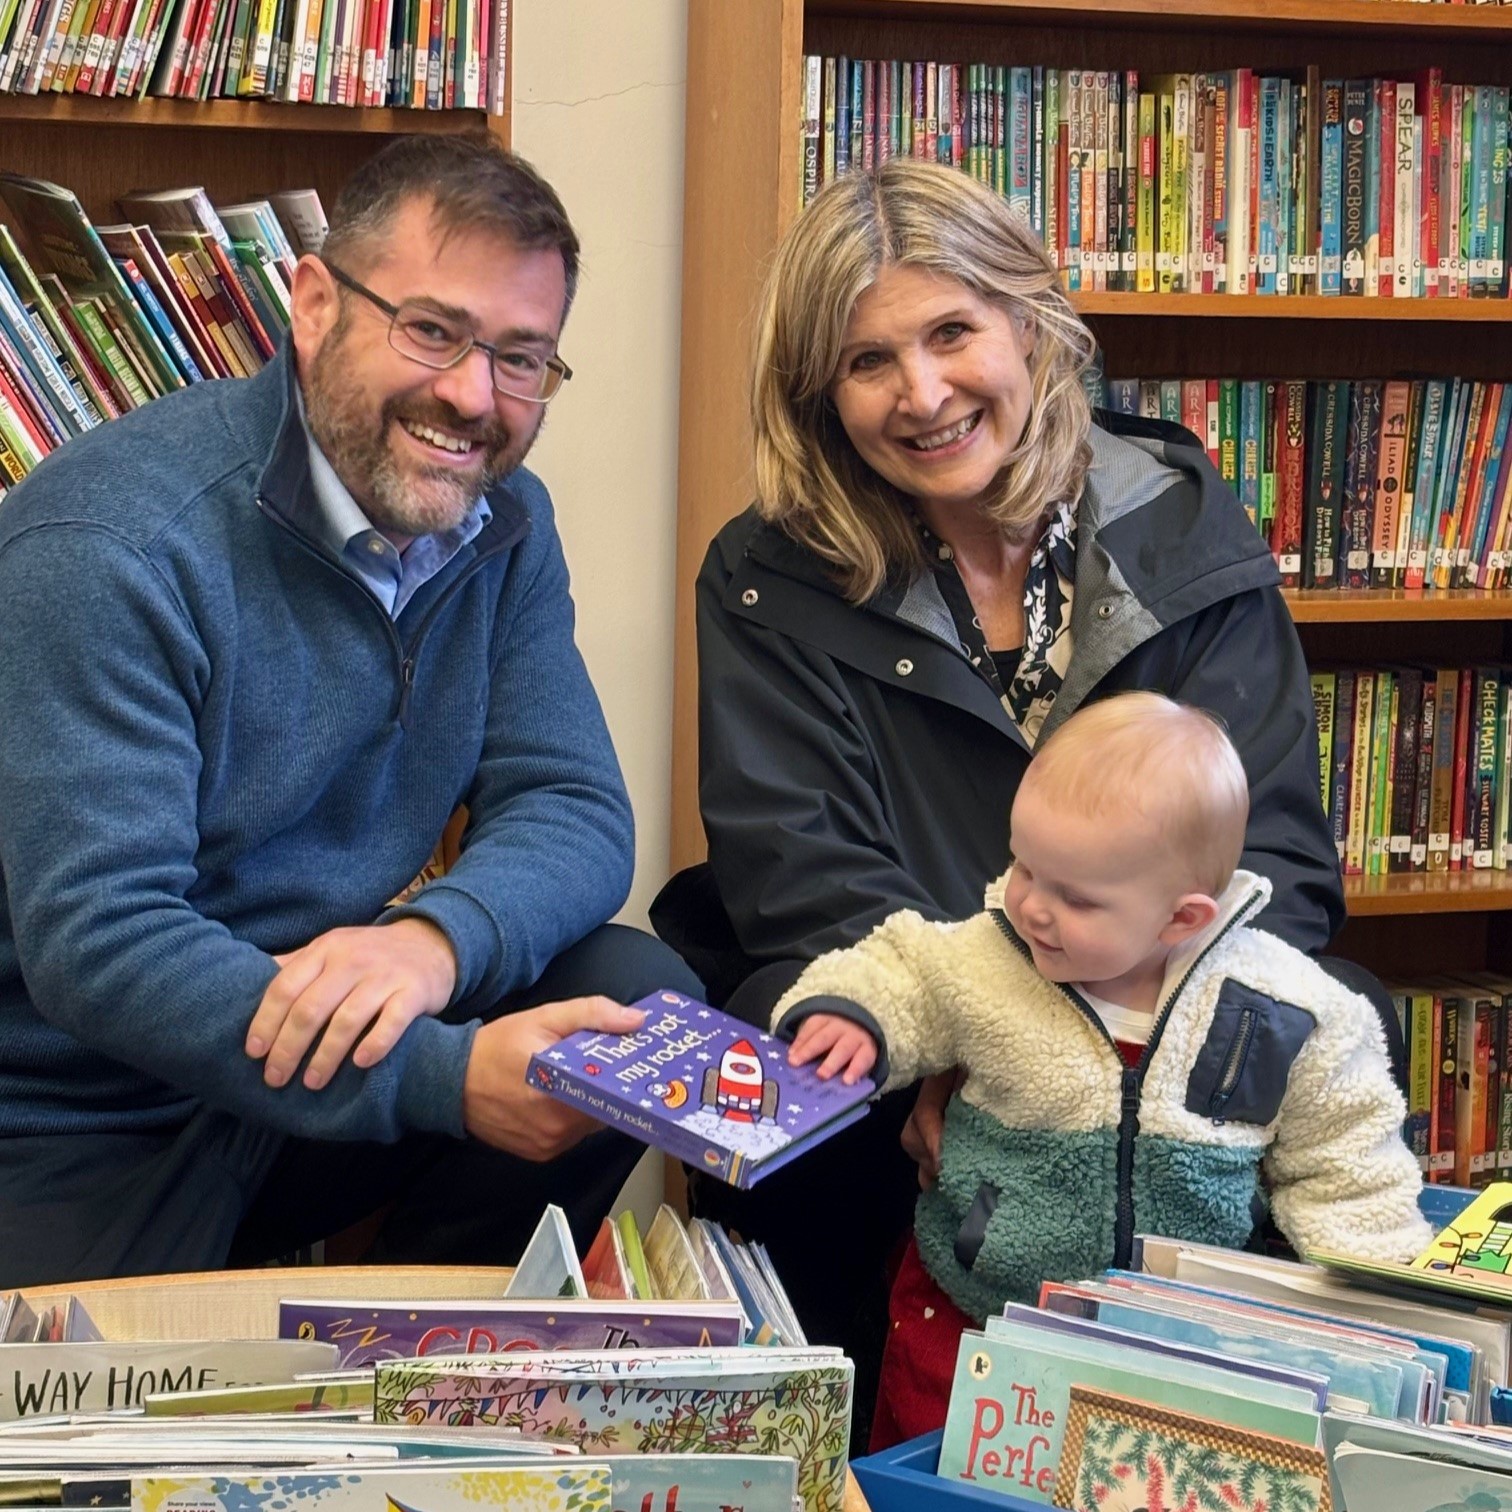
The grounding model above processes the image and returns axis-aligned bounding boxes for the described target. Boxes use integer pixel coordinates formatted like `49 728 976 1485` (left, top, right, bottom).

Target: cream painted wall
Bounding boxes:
510 3 688 926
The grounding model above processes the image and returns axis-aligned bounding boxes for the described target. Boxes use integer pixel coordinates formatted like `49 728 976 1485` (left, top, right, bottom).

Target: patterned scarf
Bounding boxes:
911 498 1078 747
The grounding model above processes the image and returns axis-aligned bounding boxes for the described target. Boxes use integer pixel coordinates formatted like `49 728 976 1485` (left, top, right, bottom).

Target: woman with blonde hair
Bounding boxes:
653 157 1378 1443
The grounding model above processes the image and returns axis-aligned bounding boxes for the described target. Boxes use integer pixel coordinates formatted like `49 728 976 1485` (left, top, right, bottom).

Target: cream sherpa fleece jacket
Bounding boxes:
774 870 1430 1322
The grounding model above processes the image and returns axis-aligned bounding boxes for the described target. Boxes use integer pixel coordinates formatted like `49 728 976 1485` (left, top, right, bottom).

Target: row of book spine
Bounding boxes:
0 0 505 109
1098 375 1512 592
801 56 1512 300
1394 976 1512 1189
1313 665 1512 879
0 174 328 497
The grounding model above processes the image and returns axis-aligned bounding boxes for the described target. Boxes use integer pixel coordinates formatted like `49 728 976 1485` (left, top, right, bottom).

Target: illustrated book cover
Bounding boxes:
1331 1441 1512 1511
369 1347 853 1512
1050 1385 1331 1512
0 1339 339 1420
277 1296 745 1367
130 1464 612 1512
936 1325 1320 1504
503 1204 586 1300
1408 1181 1512 1296
527 990 873 1189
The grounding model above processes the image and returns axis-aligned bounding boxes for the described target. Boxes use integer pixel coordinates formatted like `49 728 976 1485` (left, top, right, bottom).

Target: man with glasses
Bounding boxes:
0 133 697 1284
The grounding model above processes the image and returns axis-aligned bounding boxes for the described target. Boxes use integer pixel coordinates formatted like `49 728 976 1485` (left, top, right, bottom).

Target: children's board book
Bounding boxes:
935 1325 1321 1504
502 1205 586 1299
0 1341 339 1420
526 990 874 1189
129 1464 613 1512
276 1296 745 1367
369 1348 853 1512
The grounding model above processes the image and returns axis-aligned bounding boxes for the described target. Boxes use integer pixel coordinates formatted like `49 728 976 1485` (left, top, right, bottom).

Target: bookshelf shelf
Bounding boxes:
0 96 494 134
1073 292 1512 322
1283 590 1512 624
811 0 1512 39
1343 872 1512 917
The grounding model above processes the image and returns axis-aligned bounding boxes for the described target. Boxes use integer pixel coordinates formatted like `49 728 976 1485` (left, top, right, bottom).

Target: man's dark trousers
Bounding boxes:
0 924 699 1287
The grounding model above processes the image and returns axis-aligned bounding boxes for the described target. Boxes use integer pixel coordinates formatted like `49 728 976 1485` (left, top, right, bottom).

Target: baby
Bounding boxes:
779 690 1429 1448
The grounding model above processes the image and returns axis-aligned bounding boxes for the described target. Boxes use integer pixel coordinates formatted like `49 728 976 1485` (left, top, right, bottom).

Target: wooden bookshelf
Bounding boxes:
1343 871 1512 917
0 96 495 133
816 0 1512 37
1 78 506 226
1284 591 1512 624
1074 292 1512 322
673 0 1512 965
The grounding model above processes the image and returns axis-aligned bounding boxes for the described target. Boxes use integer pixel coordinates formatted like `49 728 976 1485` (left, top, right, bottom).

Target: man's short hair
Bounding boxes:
1022 691 1251 897
322 133 580 314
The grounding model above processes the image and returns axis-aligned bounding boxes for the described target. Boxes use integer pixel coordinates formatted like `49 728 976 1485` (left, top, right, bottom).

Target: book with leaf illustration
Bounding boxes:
370 1347 854 1512
1052 1386 1331 1512
527 989 873 1189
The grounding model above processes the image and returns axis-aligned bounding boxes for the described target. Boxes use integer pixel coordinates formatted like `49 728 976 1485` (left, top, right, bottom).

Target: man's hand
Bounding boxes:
463 996 647 1161
246 918 458 1090
786 1011 878 1085
902 1067 962 1189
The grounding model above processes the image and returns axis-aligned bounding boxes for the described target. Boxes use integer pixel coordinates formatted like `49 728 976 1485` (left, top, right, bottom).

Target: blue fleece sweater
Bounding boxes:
0 345 634 1141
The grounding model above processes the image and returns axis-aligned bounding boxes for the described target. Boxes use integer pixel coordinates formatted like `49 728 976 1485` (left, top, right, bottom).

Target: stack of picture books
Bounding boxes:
855 1187 1512 1511
0 1428 806 1512
0 0 506 112
0 171 328 495
0 1204 851 1511
283 1200 809 1362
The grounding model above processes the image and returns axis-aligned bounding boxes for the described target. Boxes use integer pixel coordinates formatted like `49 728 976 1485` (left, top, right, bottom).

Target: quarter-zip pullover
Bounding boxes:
0 342 633 1141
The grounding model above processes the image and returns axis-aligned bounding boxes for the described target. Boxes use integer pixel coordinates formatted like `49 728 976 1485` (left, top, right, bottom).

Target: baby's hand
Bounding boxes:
786 1012 878 1085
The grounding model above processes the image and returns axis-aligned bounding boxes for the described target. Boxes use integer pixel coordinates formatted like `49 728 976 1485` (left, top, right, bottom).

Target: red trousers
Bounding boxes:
868 1234 978 1452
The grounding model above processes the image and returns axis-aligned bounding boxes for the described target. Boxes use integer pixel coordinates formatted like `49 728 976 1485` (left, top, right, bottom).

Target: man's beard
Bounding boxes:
304 330 537 538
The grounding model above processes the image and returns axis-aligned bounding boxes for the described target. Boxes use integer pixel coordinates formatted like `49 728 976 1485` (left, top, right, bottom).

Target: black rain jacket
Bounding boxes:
654 412 1345 1014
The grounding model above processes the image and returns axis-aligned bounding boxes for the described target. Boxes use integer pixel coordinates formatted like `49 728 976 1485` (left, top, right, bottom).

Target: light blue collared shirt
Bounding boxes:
299 392 491 618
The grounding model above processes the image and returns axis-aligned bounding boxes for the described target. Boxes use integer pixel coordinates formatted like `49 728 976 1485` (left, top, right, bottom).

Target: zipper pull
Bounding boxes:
1121 1066 1141 1121
397 657 415 724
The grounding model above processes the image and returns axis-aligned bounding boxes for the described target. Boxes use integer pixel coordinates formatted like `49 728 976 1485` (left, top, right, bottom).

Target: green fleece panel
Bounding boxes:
1133 1132 1264 1250
913 1101 1269 1323
915 1097 1120 1322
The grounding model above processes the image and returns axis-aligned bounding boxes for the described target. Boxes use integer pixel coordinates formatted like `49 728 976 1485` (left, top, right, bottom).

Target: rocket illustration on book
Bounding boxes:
702 1039 779 1123
528 991 874 1188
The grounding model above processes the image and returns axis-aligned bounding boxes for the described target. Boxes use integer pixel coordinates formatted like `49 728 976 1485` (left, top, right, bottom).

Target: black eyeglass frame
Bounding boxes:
322 260 573 404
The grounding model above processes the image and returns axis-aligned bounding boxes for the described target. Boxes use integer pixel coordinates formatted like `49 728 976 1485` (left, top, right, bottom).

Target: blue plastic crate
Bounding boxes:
850 1430 1047 1512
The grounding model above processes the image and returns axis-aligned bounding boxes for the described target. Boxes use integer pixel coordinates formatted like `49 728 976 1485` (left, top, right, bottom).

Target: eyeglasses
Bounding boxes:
322 261 572 404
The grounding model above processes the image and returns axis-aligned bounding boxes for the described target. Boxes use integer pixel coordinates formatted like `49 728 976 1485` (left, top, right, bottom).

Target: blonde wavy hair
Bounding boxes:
752 158 1097 603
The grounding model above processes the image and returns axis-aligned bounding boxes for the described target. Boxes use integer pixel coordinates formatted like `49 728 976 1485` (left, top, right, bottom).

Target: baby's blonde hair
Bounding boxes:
1021 692 1250 897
